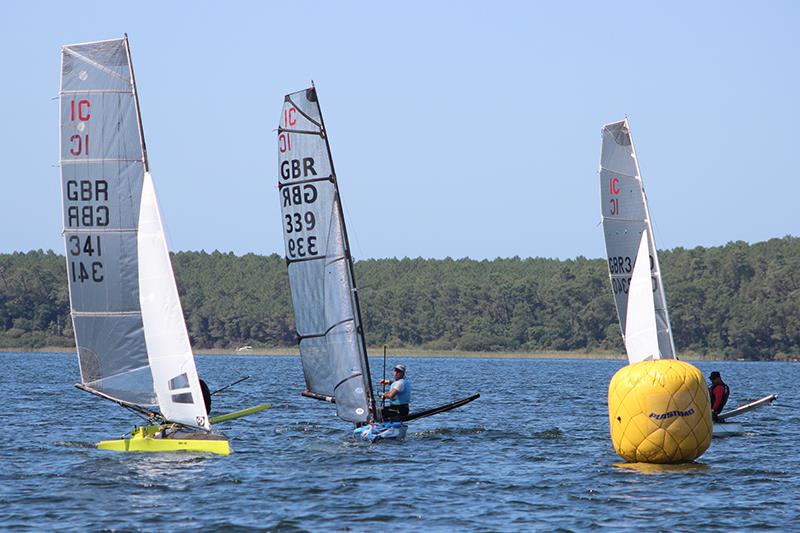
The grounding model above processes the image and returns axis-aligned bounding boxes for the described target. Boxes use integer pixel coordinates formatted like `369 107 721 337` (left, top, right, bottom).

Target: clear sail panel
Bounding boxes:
60 38 153 405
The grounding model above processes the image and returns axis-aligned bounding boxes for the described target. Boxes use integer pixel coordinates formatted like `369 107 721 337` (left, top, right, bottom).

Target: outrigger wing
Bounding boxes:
277 85 377 424
209 403 273 424
717 394 777 421
396 393 481 423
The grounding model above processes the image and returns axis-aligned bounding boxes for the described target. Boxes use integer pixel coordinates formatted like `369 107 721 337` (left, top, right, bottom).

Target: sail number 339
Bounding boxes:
285 212 318 258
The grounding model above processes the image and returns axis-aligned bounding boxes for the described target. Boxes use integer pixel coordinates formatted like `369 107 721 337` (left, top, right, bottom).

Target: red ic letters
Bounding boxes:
70 99 91 122
609 176 620 215
69 134 89 156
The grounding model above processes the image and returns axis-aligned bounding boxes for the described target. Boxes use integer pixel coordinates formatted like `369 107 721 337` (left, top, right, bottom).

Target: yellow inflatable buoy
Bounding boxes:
608 359 712 464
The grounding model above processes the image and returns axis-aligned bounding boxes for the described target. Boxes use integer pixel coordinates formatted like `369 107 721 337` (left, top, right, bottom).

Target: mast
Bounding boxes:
626 118 677 356
312 83 379 421
123 34 149 172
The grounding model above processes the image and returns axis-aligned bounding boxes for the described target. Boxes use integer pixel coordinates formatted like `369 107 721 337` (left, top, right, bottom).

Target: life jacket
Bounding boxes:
708 382 730 414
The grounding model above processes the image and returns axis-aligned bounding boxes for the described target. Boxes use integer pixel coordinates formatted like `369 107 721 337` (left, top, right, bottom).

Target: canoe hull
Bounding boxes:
97 425 230 455
353 422 407 442
712 422 743 437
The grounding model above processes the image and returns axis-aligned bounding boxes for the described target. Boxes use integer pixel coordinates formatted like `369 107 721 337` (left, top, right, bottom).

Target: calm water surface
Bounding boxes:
1 353 797 531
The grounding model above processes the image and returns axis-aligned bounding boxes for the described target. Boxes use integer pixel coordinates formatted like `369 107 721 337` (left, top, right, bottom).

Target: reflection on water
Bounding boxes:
614 461 711 475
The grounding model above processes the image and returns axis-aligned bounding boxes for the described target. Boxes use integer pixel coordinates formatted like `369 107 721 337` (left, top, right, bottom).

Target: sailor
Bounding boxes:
379 364 411 420
199 378 212 415
708 371 730 422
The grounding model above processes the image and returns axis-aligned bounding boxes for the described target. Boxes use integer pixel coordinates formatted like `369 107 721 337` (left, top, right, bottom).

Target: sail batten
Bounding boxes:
278 86 375 423
600 119 676 362
60 37 209 428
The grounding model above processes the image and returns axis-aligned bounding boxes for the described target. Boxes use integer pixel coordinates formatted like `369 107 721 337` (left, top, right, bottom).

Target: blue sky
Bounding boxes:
1 2 797 260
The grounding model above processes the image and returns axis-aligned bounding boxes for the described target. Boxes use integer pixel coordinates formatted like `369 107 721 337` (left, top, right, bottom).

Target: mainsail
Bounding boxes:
277 86 376 423
60 37 209 429
600 119 676 362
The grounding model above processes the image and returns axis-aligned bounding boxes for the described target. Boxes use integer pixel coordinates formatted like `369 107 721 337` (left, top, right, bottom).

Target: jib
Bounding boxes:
280 158 316 180
282 184 318 207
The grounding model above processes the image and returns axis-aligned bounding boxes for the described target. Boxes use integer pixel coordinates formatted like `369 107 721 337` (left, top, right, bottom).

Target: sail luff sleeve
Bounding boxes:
60 38 154 406
277 88 370 423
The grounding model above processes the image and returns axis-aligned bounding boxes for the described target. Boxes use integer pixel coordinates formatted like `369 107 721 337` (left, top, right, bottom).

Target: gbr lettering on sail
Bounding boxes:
279 105 321 260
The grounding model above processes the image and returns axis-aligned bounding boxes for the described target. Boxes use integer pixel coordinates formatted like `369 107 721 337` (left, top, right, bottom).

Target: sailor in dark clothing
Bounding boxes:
199 378 212 415
708 371 730 422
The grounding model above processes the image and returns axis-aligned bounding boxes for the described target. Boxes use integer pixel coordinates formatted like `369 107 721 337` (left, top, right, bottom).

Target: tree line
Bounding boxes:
2 236 799 359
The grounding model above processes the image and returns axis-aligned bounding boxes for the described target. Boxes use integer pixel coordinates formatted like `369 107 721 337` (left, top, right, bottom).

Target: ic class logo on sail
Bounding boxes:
278 106 296 154
69 98 91 157
609 176 620 215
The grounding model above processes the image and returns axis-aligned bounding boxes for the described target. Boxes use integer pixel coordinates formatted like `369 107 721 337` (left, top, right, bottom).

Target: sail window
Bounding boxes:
168 373 189 390
171 393 194 404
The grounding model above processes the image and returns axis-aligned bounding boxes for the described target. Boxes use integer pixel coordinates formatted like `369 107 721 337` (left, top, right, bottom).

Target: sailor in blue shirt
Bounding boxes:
380 364 411 420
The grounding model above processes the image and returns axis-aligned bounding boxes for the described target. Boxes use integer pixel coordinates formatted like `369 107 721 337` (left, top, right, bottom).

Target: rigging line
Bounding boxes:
209 376 250 396
340 199 366 266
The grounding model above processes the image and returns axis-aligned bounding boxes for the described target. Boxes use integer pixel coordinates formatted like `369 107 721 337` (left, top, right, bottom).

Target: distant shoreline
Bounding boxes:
0 346 750 361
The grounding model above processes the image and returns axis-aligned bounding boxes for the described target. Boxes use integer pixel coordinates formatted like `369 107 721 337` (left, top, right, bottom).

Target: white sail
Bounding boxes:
599 119 676 361
623 232 660 363
60 37 209 429
138 172 209 429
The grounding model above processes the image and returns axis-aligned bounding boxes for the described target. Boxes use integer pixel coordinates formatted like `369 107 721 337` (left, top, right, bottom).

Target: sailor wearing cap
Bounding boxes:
379 364 411 419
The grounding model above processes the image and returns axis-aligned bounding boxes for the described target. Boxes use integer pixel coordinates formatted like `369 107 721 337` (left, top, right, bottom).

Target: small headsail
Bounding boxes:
623 232 660 363
599 119 676 360
60 38 209 429
277 87 374 423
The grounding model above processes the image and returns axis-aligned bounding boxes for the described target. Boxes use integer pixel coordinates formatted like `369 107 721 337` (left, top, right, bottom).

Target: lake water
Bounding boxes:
1 353 796 531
